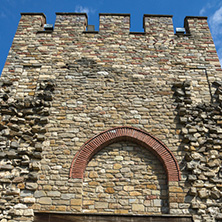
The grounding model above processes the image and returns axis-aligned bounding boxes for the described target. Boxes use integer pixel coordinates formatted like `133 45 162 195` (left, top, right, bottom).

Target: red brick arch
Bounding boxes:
69 126 181 182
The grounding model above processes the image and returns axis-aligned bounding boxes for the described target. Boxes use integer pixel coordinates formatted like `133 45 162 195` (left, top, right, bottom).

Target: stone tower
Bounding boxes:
0 12 222 222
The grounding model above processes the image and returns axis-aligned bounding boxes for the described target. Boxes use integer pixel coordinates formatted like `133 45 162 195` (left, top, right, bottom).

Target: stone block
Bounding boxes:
61 194 75 199
14 203 28 209
22 197 36 203
89 181 99 186
26 183 38 190
71 199 82 206
83 200 94 205
89 171 98 178
12 177 24 183
146 184 157 189
95 202 108 209
23 209 34 216
114 156 123 161
123 186 134 191
34 190 46 198
56 206 67 211
43 185 52 190
105 187 115 194
47 191 61 197
130 191 142 196
154 199 162 207
132 204 144 211
38 197 52 205
113 163 122 169
198 188 209 199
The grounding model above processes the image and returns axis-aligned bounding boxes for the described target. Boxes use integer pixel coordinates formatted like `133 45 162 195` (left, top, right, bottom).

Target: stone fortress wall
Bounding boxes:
0 12 222 222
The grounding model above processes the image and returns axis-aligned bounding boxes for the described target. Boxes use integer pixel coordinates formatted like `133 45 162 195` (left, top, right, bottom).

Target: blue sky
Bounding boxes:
0 0 222 73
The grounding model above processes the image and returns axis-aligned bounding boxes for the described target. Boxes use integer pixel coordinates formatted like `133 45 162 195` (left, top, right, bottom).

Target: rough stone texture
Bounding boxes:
0 74 54 221
173 80 222 221
82 142 168 214
0 12 222 222
70 126 180 182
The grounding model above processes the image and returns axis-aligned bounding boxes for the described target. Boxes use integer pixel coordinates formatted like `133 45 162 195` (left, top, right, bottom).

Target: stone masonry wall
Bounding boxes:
0 12 222 222
173 80 222 221
83 141 168 215
0 77 54 221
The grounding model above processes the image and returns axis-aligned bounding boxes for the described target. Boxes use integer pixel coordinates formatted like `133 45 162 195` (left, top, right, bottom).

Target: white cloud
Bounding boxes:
75 6 89 14
209 6 222 34
199 2 215 16
75 5 96 15
209 6 222 67
218 48 222 66
199 8 206 16
199 0 222 15
200 1 222 67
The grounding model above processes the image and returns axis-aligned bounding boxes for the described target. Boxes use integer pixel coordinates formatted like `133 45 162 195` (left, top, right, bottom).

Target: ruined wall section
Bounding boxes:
0 13 222 222
173 80 222 221
0 78 55 221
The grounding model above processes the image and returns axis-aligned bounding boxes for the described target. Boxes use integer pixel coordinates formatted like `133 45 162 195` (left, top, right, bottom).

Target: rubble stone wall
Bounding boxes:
0 12 222 222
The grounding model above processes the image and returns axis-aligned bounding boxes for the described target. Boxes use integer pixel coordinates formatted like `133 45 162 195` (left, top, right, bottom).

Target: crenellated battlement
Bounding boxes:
184 16 210 36
19 13 46 33
54 13 88 32
143 14 174 37
18 12 210 36
3 12 220 89
99 13 130 34
1 11 222 222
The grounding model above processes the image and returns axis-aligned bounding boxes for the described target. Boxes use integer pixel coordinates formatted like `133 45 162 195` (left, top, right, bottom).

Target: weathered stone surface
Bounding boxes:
71 199 82 206
26 183 38 191
14 203 28 209
211 190 220 199
61 194 75 200
105 187 115 194
12 177 24 183
88 171 98 178
0 165 14 170
82 142 167 214
0 12 222 222
0 152 6 158
154 199 162 207
34 190 46 198
113 163 122 170
130 191 142 196
114 156 123 161
123 186 134 191
95 202 108 209
23 209 34 216
22 197 35 203
47 191 61 197
38 197 52 205
10 141 19 148
132 204 144 211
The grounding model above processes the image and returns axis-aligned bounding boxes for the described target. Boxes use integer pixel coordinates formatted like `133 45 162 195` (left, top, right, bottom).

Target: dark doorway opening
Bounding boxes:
34 213 193 222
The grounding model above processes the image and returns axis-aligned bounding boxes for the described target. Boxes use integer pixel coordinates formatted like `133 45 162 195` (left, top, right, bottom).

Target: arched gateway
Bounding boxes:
70 126 181 182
